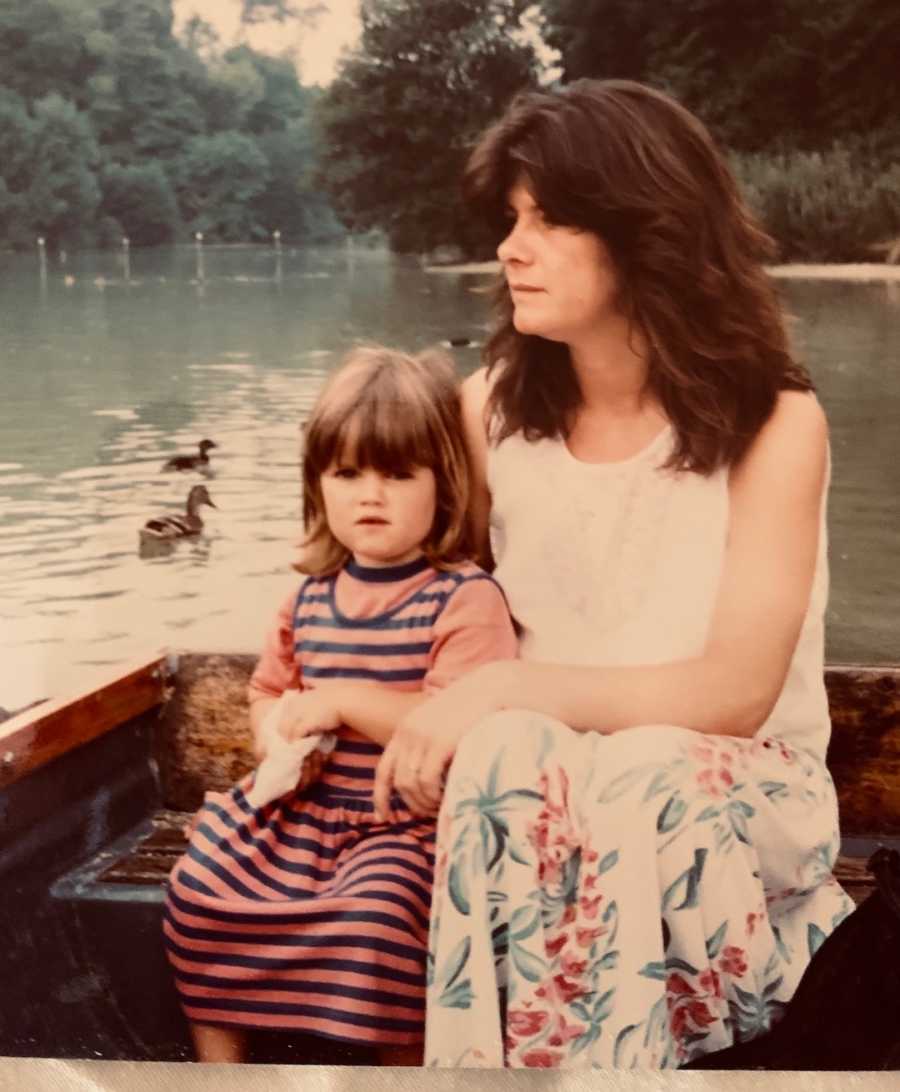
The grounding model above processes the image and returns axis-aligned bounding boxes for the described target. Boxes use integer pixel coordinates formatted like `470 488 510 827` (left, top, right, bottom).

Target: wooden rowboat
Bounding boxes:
1 653 898 1063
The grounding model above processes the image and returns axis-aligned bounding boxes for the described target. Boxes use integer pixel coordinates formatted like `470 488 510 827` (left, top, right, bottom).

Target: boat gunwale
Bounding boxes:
0 653 896 796
0 651 172 790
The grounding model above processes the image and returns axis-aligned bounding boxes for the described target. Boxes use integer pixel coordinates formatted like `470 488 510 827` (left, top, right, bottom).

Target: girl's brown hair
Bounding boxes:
465 79 813 473
297 345 472 576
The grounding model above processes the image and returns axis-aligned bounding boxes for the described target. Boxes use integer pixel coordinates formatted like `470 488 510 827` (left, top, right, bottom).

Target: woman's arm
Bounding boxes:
460 367 494 569
492 389 828 737
373 575 519 818
375 390 828 815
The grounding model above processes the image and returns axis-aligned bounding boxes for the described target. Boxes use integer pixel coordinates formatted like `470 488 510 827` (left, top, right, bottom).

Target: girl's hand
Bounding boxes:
372 661 514 821
276 689 342 742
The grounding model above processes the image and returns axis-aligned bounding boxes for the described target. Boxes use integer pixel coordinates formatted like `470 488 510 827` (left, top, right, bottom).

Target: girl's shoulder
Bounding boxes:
292 572 332 610
444 558 497 584
429 560 507 605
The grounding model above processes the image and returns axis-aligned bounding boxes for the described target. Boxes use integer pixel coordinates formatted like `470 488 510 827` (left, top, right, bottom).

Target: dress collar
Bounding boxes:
344 555 431 583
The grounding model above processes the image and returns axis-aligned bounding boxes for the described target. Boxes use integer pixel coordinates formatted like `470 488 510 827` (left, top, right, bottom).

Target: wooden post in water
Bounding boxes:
37 236 47 297
122 236 130 284
194 231 205 284
273 229 282 285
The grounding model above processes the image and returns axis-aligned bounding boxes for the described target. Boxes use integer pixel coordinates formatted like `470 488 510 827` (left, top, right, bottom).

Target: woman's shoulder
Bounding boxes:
771 388 827 432
461 366 491 435
750 390 827 461
729 389 828 497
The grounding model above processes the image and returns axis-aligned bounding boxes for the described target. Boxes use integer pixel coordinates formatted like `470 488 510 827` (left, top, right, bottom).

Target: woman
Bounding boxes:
371 80 855 1068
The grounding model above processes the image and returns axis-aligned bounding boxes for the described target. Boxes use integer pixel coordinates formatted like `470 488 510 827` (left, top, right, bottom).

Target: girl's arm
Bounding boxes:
248 589 428 765
247 590 298 760
460 366 495 569
285 575 518 793
269 682 428 749
375 386 828 815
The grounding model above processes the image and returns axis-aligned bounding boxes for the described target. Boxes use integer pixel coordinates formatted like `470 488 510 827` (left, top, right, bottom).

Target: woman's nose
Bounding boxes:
497 220 530 265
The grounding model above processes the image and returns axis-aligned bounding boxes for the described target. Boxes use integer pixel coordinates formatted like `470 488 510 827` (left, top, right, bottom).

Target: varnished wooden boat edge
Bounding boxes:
0 651 172 789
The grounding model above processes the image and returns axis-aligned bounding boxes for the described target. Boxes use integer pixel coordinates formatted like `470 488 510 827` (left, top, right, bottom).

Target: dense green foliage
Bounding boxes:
2 0 897 258
537 0 900 258
0 0 340 249
731 149 900 262
314 0 541 254
539 0 900 157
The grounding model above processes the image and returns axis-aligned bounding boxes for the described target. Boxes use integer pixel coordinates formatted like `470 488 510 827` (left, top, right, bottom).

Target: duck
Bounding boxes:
161 439 217 472
139 485 216 543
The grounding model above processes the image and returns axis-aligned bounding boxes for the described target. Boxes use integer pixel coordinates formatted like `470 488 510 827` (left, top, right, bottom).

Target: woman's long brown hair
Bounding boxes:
465 79 813 473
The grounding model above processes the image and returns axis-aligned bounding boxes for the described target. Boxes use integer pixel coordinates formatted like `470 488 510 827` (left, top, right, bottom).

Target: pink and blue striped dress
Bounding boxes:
163 555 517 1047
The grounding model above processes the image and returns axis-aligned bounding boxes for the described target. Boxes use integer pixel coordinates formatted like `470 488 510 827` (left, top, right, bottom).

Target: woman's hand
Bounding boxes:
372 660 516 821
276 689 342 743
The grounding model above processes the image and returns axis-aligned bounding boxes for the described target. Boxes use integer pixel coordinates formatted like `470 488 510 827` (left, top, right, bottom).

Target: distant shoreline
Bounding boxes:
426 260 900 282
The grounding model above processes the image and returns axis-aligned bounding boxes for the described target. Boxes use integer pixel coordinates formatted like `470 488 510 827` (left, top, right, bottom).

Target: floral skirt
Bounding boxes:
424 712 855 1068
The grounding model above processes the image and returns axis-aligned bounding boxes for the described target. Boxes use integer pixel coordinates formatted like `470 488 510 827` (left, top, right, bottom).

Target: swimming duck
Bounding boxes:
139 485 216 543
161 439 217 472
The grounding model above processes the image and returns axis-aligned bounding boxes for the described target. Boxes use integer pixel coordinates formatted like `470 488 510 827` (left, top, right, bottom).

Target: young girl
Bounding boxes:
162 346 518 1066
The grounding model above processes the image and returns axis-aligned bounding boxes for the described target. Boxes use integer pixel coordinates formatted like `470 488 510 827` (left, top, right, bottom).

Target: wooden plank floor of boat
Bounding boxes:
97 808 884 906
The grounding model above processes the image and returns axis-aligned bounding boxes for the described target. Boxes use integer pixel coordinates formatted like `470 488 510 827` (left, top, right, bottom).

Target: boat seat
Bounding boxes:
50 656 900 906
77 808 889 906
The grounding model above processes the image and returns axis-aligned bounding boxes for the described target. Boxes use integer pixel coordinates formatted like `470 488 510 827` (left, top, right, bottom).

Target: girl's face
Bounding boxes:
498 181 622 343
320 459 437 568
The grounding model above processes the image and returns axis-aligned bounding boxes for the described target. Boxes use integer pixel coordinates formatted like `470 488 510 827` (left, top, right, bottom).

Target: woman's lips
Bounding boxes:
356 517 388 525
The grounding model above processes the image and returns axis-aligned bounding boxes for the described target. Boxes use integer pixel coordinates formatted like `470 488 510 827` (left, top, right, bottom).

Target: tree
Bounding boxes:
89 0 207 161
0 90 36 247
181 14 219 59
0 0 343 247
0 0 111 109
239 0 326 28
202 52 267 132
100 161 179 244
14 93 101 248
174 131 271 240
315 0 540 254
537 0 900 158
538 0 659 83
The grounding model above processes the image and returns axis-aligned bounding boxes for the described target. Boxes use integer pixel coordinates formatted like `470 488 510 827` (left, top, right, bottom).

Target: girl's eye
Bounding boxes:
386 469 414 481
333 467 358 479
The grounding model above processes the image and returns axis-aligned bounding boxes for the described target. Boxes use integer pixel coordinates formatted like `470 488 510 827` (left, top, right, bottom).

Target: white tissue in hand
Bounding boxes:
244 692 336 808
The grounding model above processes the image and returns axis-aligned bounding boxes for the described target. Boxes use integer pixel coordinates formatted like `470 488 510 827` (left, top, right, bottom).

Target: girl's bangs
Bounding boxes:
327 399 435 474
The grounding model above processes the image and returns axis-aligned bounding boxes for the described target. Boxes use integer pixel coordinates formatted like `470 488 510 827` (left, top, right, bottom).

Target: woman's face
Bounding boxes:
497 181 622 344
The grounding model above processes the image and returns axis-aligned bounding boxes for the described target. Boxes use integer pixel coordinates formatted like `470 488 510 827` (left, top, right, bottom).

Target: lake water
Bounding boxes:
0 244 897 711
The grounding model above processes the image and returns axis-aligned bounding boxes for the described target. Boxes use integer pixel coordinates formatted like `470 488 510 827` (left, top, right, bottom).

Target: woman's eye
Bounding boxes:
334 467 358 479
387 470 414 481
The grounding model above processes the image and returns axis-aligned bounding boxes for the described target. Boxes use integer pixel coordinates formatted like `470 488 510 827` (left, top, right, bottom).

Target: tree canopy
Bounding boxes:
0 0 339 249
315 0 541 254
538 0 900 158
2 0 897 258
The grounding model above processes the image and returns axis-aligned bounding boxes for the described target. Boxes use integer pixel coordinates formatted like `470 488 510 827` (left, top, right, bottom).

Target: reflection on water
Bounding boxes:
0 246 897 709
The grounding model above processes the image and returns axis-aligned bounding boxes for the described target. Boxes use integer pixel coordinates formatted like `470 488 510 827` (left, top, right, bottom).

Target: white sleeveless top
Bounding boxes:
487 426 831 756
